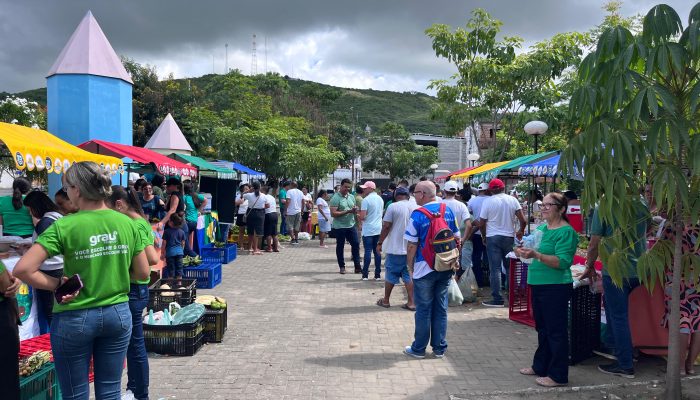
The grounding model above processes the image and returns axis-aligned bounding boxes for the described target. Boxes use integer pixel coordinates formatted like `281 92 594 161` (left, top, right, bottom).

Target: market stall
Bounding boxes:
0 122 123 174
435 166 477 183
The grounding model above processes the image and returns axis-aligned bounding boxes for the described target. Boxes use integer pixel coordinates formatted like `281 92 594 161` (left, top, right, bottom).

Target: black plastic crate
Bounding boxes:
569 285 602 365
143 314 204 356
203 308 228 343
148 279 197 312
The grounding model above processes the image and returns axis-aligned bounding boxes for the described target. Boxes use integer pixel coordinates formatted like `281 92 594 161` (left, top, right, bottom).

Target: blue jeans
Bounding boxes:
334 227 361 270
531 283 572 384
50 302 132 400
279 206 287 235
410 270 453 355
486 235 514 303
471 233 488 286
602 275 639 370
181 220 197 257
166 255 184 278
362 235 381 278
127 284 149 399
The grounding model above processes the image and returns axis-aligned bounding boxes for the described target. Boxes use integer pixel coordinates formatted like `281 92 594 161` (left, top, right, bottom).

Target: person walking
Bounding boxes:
403 181 460 359
14 162 149 400
479 178 527 307
442 181 473 279
316 190 332 248
278 181 290 236
581 196 649 378
359 181 384 280
329 179 361 274
261 186 280 253
285 182 304 245
515 192 578 387
376 187 417 309
22 191 64 333
107 186 160 400
467 183 490 286
240 182 266 255
183 181 207 253
0 177 35 238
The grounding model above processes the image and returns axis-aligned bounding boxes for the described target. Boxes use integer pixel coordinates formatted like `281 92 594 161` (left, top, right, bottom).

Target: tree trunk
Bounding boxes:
664 201 683 399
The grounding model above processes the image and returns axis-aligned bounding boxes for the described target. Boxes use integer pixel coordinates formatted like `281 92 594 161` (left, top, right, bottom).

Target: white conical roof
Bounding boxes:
145 114 193 152
47 11 133 84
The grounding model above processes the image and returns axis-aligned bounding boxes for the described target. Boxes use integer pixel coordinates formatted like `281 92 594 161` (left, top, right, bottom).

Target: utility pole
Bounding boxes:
251 34 258 75
350 106 355 184
264 36 268 74
225 43 228 73
212 55 215 74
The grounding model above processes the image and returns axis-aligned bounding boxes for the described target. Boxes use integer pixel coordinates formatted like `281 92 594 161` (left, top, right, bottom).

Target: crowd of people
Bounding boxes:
0 166 698 398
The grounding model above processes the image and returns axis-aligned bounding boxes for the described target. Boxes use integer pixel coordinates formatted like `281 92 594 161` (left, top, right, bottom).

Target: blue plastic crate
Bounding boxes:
200 243 237 264
183 263 222 289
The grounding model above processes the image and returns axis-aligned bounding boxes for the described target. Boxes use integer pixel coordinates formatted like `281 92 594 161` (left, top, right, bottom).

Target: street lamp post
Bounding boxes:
524 121 548 154
430 163 438 180
467 153 480 167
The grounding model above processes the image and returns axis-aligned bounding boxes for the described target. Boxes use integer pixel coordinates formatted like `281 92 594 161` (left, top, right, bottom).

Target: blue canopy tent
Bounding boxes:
210 160 266 180
519 154 583 180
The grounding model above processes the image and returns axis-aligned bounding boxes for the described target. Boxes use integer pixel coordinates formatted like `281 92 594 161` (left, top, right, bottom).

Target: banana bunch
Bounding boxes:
19 351 51 377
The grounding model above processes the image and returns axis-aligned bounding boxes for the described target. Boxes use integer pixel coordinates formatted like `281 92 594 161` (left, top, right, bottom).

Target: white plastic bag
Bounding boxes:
519 229 544 264
447 279 464 307
457 268 478 303
298 232 312 241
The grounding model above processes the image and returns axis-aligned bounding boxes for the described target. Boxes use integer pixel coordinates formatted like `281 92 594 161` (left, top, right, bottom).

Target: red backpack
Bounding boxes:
417 203 460 272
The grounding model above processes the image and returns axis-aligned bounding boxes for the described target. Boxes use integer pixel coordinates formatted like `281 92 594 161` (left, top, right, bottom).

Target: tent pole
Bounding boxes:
527 176 532 234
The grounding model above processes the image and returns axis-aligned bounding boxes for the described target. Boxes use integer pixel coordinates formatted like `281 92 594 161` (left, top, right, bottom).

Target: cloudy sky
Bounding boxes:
0 0 693 94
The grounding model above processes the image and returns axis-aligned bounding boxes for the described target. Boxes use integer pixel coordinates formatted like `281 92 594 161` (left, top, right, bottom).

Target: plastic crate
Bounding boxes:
183 263 222 289
19 335 109 384
203 308 228 343
143 314 204 356
508 258 535 327
200 243 237 264
148 279 197 312
20 362 61 400
569 285 602 364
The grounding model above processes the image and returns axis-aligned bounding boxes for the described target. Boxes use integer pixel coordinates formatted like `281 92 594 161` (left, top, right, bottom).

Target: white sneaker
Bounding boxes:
362 277 368 281
121 390 135 400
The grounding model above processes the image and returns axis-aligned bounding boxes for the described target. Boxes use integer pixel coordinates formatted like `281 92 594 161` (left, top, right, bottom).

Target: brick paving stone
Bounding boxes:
134 239 672 399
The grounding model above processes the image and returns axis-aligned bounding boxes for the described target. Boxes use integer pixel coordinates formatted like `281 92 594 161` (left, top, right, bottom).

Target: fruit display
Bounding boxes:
213 241 226 248
182 255 202 267
195 295 227 310
18 351 51 377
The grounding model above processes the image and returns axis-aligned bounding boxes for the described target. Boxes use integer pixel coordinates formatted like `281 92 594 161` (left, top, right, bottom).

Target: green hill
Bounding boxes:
2 75 447 135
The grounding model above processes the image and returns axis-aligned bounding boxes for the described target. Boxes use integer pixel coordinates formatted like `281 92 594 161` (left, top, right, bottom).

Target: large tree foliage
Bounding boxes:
561 4 700 397
362 122 439 179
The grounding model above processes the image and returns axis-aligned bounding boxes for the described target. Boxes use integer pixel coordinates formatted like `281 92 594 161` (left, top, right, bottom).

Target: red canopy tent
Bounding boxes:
435 166 477 183
78 139 198 178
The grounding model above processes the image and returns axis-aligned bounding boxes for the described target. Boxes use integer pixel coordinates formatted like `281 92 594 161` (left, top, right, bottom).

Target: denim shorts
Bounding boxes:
384 254 410 285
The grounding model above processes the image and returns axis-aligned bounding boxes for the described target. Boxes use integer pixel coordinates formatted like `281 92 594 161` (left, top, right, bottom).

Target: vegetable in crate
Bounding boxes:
18 350 51 377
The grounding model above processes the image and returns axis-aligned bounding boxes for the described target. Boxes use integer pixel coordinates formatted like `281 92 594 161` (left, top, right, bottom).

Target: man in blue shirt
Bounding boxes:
359 181 384 280
403 181 460 359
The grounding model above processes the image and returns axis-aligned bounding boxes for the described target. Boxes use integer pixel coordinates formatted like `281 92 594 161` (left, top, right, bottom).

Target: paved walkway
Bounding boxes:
145 239 676 400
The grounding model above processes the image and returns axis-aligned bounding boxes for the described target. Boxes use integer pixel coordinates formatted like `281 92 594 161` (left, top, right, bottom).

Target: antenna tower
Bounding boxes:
225 43 229 73
251 34 258 75
264 36 268 74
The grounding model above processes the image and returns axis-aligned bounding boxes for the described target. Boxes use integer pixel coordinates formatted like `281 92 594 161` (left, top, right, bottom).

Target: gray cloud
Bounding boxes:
0 0 694 93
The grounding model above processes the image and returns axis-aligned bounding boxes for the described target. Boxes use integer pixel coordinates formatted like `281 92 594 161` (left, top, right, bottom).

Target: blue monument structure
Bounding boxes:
46 11 132 189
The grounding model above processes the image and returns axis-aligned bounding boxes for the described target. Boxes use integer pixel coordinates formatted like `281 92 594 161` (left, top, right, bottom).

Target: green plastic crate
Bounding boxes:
20 362 61 400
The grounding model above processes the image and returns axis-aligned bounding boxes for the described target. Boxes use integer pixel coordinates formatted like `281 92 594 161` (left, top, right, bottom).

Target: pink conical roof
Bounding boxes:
145 114 193 152
47 11 133 84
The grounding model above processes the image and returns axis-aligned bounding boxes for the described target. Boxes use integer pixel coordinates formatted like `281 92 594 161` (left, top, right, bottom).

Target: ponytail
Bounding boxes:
11 177 31 210
252 181 261 197
109 185 146 218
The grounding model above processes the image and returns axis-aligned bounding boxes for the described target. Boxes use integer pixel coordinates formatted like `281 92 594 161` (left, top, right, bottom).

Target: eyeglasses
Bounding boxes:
414 191 426 196
541 202 561 209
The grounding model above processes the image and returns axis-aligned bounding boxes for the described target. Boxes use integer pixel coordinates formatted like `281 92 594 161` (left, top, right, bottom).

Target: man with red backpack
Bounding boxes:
403 181 461 359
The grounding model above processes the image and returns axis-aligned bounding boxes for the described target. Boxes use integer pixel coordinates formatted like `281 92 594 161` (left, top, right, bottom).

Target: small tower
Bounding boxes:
145 114 193 156
47 11 133 147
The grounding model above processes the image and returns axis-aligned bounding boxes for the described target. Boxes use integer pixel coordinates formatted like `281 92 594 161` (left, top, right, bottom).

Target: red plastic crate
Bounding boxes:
508 258 535 327
20 334 106 383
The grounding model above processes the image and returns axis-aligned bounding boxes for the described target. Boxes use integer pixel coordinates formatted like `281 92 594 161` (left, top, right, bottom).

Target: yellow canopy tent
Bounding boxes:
0 122 123 174
452 161 510 179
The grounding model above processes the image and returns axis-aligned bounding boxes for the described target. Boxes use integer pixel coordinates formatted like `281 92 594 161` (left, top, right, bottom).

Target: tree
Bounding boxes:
282 140 342 191
0 96 45 128
362 122 439 179
561 4 700 398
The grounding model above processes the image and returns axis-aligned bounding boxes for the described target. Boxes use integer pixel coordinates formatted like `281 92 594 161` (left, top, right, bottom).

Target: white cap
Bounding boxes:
444 181 460 192
477 183 489 191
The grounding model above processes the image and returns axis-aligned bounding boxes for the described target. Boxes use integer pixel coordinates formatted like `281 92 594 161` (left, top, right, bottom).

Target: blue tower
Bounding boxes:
46 11 132 189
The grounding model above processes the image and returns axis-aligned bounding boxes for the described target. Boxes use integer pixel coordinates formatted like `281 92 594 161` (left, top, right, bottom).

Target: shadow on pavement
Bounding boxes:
305 352 407 371
317 305 389 315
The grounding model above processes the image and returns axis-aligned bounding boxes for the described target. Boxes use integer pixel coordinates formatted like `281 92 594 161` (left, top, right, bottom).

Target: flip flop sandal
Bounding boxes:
376 299 390 308
401 304 416 311
535 377 566 387
253 251 263 255
519 367 537 376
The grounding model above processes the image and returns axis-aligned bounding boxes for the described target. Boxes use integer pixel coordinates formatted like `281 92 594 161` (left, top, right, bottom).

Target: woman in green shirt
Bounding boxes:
14 162 149 400
0 177 34 238
108 185 159 400
515 192 579 387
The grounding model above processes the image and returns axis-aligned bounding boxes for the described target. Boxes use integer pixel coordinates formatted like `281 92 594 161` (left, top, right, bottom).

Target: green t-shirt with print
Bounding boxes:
329 192 356 229
184 194 205 222
527 224 579 285
0 196 35 236
36 209 146 313
132 217 155 284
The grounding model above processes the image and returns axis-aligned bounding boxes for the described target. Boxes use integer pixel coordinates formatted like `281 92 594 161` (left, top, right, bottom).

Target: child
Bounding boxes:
161 214 186 279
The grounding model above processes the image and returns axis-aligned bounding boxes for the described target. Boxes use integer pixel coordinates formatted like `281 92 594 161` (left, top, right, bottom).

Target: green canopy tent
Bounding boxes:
471 151 558 184
168 153 238 180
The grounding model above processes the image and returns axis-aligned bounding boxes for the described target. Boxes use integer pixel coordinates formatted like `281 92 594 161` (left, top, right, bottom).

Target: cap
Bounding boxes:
488 178 505 190
477 183 489 191
444 181 459 192
394 187 410 197
359 181 376 190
